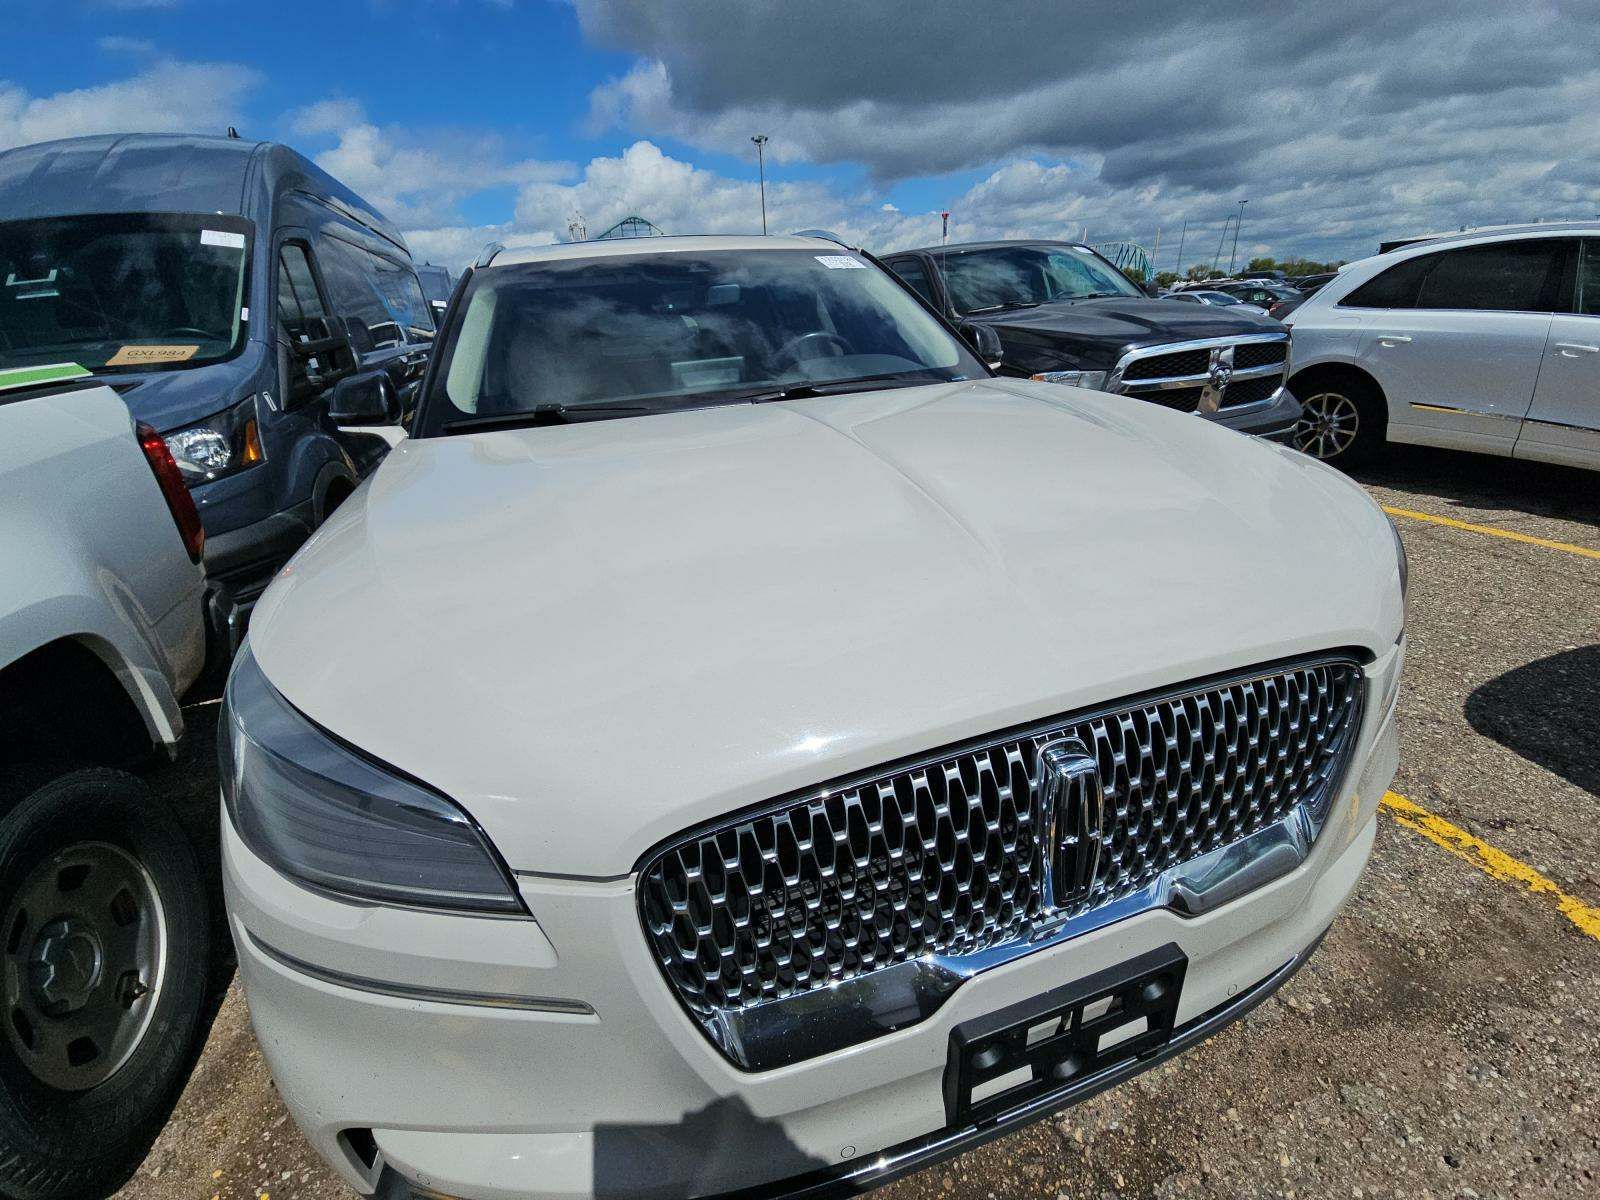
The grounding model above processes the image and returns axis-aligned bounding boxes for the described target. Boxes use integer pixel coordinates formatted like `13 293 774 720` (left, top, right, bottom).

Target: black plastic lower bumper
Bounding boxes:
375 925 1329 1200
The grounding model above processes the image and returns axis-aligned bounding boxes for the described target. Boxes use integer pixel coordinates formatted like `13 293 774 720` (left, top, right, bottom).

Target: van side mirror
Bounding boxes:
279 320 357 410
329 370 400 426
958 321 1005 370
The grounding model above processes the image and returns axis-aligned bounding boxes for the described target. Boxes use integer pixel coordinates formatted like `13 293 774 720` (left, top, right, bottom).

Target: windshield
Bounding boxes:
421 248 986 433
1199 291 1241 305
935 244 1141 314
0 212 250 373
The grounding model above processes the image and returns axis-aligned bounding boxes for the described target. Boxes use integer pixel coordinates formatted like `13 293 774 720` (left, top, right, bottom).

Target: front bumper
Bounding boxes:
225 644 1401 1200
1204 386 1303 443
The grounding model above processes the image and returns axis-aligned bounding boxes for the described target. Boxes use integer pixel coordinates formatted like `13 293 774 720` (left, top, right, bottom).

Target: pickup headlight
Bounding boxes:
164 395 264 483
220 648 525 914
1030 369 1108 390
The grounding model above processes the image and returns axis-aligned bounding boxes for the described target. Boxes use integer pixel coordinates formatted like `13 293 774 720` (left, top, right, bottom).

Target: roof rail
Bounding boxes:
475 242 505 268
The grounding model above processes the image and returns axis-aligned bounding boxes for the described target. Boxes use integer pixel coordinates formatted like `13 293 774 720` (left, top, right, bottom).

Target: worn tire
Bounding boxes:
1290 374 1387 466
0 768 209 1200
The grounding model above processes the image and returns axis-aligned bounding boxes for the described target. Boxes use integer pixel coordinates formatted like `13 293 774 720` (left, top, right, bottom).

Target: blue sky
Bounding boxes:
5 1 1596 271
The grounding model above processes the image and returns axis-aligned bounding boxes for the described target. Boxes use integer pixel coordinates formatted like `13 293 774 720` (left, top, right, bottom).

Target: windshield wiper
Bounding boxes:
738 372 952 405
440 403 655 433
963 300 1041 314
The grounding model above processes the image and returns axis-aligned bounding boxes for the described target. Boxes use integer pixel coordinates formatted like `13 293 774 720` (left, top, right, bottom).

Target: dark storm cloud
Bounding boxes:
577 0 1600 259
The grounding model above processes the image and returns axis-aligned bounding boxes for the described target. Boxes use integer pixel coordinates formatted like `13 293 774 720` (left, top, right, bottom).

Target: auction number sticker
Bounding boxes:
201 229 246 249
815 254 866 269
106 345 200 366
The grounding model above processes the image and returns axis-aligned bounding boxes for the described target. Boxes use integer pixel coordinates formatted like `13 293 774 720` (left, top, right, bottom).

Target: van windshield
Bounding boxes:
421 247 985 434
0 212 250 373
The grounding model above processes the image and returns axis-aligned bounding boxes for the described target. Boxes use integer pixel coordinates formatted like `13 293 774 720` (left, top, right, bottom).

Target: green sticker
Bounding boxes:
0 362 92 393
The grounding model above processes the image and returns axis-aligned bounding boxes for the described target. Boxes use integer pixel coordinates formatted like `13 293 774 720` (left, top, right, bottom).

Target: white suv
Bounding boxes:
222 235 1404 1200
1285 222 1600 468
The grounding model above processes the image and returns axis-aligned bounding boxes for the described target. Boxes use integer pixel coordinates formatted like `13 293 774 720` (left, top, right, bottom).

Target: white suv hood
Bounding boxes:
250 380 1401 877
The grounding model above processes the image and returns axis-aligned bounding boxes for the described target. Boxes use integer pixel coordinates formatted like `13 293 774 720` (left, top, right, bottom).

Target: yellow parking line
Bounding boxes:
1383 506 1600 561
1380 791 1600 943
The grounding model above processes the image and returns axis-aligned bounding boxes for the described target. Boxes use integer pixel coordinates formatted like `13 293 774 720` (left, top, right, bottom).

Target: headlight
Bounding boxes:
1030 369 1108 390
1387 514 1408 602
220 648 525 914
164 395 264 483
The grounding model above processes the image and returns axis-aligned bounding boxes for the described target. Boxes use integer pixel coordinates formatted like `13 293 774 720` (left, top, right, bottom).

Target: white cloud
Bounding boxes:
575 0 1600 262
285 99 572 229
0 60 259 151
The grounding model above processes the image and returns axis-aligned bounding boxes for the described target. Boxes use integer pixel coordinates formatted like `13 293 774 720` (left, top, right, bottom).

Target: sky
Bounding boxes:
4 0 1598 273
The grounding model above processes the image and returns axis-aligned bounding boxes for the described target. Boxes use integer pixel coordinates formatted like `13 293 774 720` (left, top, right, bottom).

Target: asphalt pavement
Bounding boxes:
116 445 1600 1200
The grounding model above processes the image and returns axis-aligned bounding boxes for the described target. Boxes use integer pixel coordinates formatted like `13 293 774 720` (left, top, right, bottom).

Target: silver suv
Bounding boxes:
1285 222 1600 468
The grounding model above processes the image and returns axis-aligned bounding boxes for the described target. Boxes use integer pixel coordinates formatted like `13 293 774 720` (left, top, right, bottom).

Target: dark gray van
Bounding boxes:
0 133 435 647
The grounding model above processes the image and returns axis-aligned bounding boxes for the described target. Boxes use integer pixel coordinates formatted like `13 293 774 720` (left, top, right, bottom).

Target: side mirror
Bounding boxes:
958 321 1005 370
329 370 400 426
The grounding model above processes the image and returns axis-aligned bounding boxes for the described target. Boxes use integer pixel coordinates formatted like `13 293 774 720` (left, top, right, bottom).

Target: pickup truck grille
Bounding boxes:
638 658 1363 1061
1112 334 1289 413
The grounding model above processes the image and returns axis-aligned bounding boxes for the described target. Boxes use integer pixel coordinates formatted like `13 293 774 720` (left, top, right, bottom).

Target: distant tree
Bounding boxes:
1154 270 1180 287
1123 266 1147 283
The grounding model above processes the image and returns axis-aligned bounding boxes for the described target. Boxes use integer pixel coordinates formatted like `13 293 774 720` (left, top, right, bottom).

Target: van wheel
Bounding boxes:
0 768 209 1200
1291 379 1385 464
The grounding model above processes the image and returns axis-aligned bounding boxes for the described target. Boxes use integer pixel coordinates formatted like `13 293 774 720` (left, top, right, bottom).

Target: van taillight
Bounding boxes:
136 421 205 564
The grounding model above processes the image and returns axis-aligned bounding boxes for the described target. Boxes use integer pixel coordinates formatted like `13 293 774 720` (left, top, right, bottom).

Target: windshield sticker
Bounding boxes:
201 229 246 250
106 344 200 366
814 254 866 269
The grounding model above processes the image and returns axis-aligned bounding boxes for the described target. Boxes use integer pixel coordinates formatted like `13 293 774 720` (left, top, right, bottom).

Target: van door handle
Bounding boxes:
1554 342 1599 356
1376 334 1412 346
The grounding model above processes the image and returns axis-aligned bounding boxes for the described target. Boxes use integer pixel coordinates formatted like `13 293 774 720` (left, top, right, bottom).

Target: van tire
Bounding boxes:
0 768 209 1200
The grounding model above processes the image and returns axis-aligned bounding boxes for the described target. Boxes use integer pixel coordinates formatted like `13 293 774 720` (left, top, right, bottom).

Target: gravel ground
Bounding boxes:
115 445 1600 1200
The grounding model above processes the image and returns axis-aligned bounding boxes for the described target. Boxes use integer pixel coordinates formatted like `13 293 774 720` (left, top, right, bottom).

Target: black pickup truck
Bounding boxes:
882 240 1300 440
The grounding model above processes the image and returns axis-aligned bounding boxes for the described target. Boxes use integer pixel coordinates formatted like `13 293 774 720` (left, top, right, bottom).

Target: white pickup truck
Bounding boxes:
0 364 214 1199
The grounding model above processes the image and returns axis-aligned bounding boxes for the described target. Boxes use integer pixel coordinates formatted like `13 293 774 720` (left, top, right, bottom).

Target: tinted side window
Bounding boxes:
1413 240 1565 313
319 236 434 349
277 243 329 341
1340 255 1433 309
887 257 937 306
1575 240 1600 316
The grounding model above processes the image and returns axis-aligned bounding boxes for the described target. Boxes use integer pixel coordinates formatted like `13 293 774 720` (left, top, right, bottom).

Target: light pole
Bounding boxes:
1228 199 1248 274
751 135 769 234
1173 218 1188 278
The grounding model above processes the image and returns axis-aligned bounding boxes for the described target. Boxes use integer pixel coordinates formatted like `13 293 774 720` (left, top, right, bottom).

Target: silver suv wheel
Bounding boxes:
1293 391 1361 460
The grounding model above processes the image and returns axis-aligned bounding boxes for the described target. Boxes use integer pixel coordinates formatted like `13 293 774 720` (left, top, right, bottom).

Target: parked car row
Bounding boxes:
25 128 1596 1200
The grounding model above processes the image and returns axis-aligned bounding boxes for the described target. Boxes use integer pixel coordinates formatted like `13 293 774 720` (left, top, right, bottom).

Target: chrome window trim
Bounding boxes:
637 652 1365 1071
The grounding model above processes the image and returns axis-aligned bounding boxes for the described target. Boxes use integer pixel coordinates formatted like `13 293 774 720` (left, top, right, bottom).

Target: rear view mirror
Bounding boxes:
959 321 1005 370
330 370 400 426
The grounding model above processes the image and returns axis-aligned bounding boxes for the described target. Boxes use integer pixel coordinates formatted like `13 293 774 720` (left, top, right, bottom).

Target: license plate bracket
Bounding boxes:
943 943 1188 1127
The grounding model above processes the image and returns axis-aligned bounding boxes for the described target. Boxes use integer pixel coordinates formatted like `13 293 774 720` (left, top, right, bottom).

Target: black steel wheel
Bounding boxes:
0 768 208 1200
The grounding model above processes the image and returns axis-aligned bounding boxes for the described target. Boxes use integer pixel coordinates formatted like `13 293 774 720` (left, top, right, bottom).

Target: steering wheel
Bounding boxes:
160 327 215 340
774 331 851 369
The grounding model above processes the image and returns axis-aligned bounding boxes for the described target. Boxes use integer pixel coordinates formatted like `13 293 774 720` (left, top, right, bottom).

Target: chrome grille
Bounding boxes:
1234 341 1288 370
1112 334 1290 414
638 658 1364 1061
1122 348 1210 381
1222 376 1283 408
